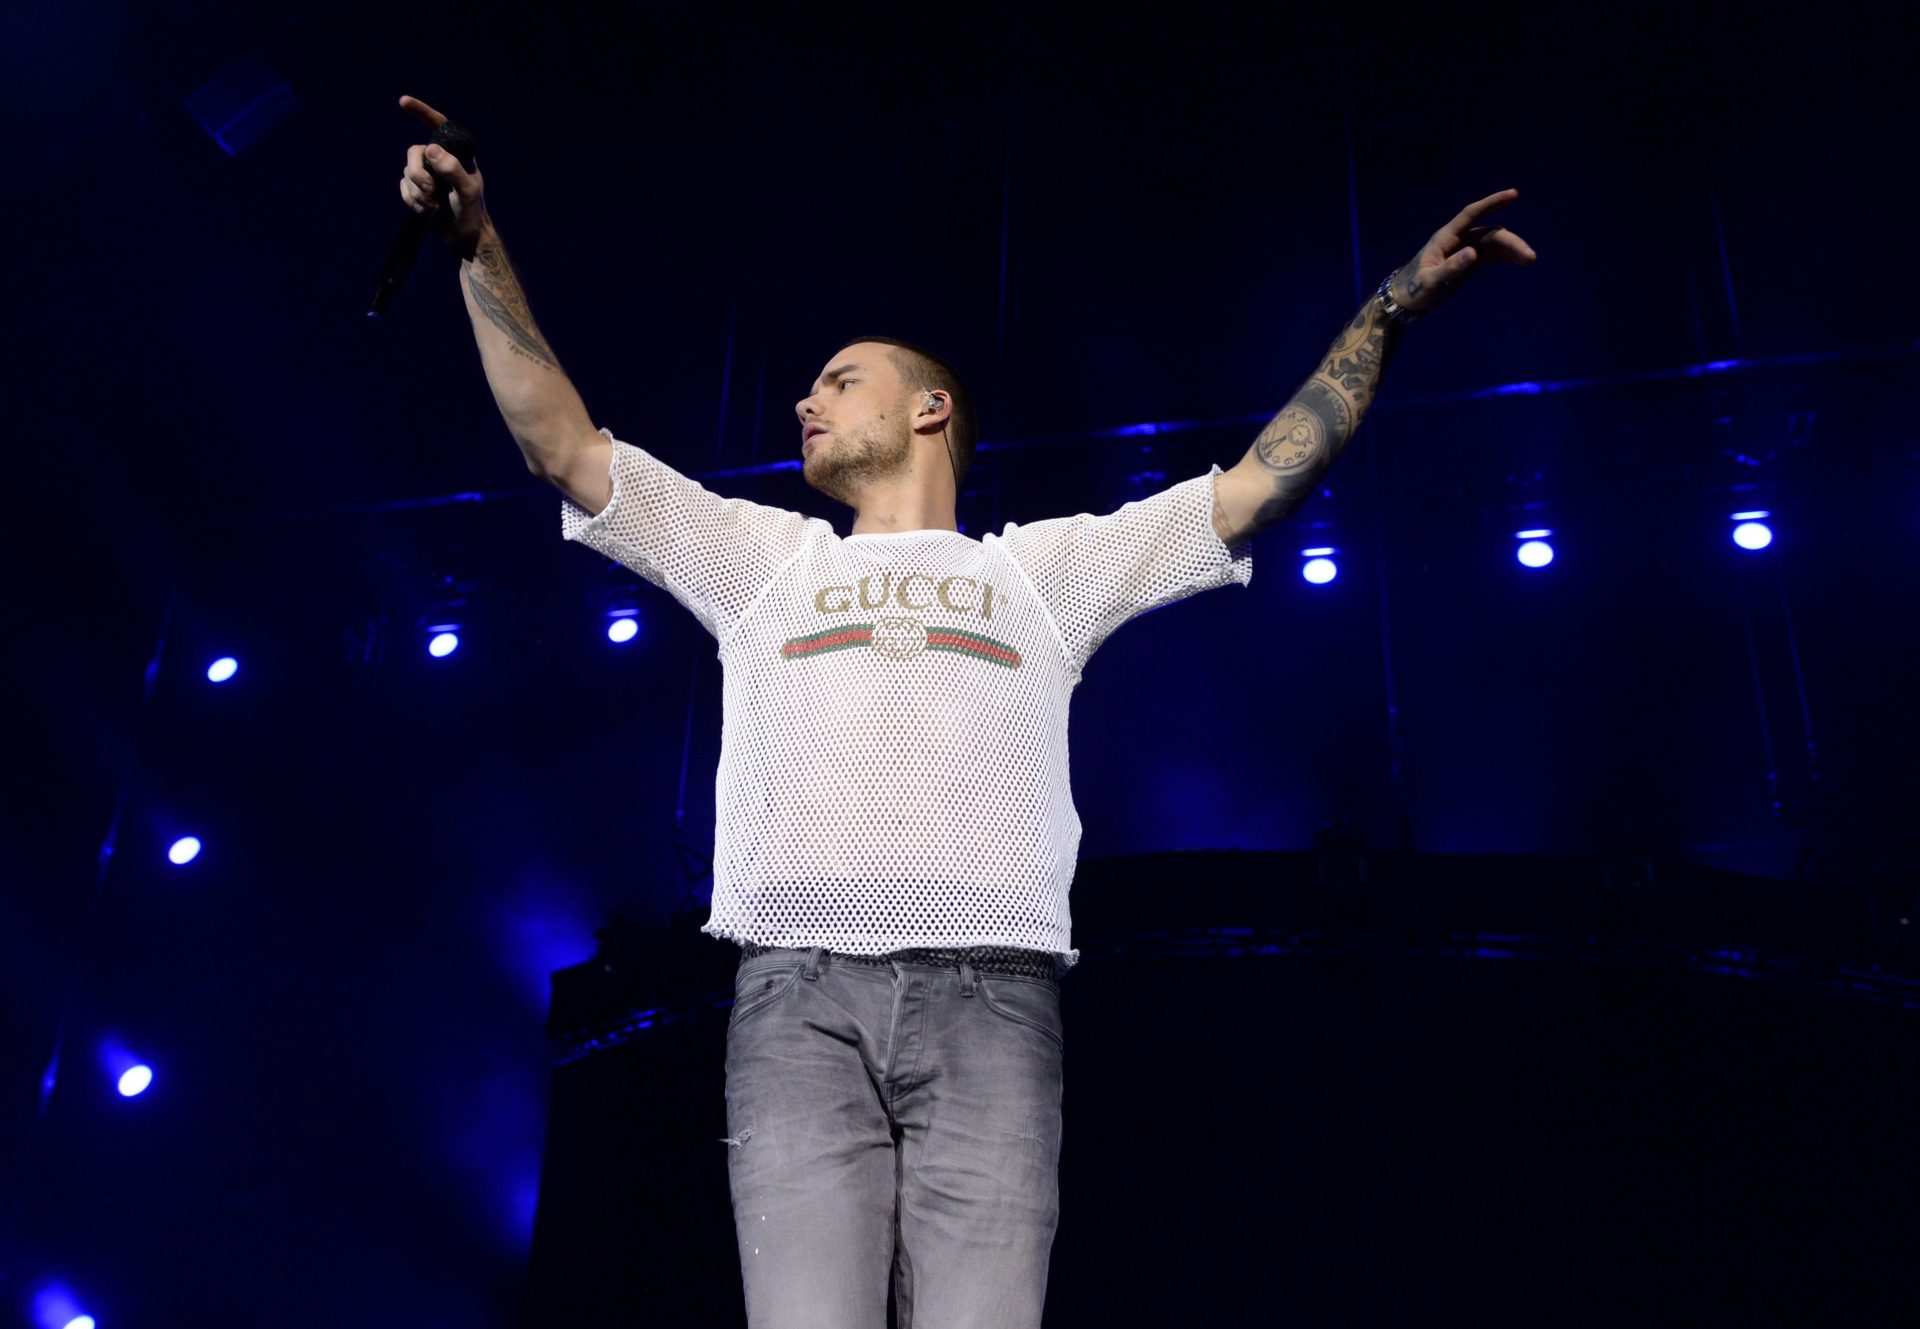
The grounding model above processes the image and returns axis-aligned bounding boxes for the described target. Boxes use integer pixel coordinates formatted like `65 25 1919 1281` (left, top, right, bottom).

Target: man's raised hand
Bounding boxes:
396 94 491 259
1388 188 1538 316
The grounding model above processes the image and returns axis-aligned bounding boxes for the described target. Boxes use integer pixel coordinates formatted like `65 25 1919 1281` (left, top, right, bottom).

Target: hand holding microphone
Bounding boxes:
396 95 490 253
369 95 486 318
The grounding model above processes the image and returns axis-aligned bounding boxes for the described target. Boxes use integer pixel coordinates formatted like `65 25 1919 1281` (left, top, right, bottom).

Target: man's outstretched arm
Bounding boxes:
1211 296 1404 550
1212 188 1538 550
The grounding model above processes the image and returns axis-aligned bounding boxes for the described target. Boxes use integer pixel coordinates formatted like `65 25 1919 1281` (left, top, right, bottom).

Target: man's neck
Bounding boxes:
850 484 958 536
851 513 961 536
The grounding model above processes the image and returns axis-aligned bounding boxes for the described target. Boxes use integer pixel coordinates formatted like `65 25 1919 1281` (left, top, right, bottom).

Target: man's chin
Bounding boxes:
801 463 853 507
802 444 908 506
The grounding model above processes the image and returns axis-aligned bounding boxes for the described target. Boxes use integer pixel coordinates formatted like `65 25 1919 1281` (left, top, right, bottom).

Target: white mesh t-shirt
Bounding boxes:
560 427 1253 971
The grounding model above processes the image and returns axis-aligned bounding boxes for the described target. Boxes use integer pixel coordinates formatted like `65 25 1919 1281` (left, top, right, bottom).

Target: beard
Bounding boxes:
802 418 913 507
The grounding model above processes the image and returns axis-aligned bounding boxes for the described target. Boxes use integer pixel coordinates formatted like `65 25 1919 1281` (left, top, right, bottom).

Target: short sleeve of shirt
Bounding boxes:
560 427 817 644
998 463 1253 675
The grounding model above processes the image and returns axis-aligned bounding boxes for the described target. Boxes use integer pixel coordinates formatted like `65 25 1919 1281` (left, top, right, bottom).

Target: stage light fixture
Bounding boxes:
428 629 461 658
1730 510 1773 550
117 1064 153 1097
31 1283 89 1329
206 656 239 683
1300 547 1338 584
167 836 202 865
1515 528 1554 568
606 612 640 644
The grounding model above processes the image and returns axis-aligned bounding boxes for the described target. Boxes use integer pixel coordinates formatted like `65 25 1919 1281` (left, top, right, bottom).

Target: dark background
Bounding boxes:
5 0 1916 1324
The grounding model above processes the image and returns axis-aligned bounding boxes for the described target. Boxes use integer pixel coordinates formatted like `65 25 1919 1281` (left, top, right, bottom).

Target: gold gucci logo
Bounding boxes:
814 573 999 621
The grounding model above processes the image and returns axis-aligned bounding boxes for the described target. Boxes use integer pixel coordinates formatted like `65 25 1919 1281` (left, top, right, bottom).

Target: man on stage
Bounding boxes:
398 90 1535 1328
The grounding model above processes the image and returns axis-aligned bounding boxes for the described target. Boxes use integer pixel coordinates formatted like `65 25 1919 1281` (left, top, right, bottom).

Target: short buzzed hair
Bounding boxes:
835 334 978 489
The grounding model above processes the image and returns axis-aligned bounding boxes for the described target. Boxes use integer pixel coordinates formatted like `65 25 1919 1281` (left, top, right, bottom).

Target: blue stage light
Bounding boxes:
207 656 238 683
1730 511 1773 550
1515 526 1555 568
607 614 639 644
118 1064 153 1097
1300 549 1338 584
168 836 202 865
31 1284 88 1329
428 631 460 658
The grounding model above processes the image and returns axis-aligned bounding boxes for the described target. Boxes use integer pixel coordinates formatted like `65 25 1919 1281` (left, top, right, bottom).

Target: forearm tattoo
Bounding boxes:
1242 300 1401 524
1252 378 1351 478
1319 303 1397 409
465 243 563 371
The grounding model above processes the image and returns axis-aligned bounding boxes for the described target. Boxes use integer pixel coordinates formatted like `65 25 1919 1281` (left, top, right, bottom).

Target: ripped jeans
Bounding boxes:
721 946 1065 1329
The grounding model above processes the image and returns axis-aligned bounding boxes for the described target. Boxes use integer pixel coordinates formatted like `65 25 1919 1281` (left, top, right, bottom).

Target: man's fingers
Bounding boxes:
399 177 435 211
1488 230 1537 263
405 144 437 191
1437 246 1478 284
400 140 454 211
1460 223 1538 264
398 94 447 128
423 144 474 191
1444 188 1520 236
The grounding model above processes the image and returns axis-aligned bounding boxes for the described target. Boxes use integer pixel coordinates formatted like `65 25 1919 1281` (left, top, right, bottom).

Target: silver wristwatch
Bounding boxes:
1374 270 1423 327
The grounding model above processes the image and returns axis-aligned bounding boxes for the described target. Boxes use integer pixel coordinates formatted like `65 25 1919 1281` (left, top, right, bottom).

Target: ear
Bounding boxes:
916 390 952 433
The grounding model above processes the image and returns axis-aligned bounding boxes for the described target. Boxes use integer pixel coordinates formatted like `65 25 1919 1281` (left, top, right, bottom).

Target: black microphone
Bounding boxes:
367 118 481 320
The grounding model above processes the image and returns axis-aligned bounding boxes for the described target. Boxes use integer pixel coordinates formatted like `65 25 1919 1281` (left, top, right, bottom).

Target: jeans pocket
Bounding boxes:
728 962 805 1033
976 976 1065 1048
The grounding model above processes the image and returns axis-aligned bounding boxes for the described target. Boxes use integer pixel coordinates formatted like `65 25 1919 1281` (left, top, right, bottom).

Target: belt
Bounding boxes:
739 940 1064 982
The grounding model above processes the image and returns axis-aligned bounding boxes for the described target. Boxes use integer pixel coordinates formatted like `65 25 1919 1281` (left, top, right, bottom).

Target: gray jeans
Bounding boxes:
722 946 1065 1328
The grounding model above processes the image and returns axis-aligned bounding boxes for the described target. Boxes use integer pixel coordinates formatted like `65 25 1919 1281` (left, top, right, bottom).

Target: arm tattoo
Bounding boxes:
1396 259 1429 308
1320 304 1394 408
1237 296 1403 529
1243 379 1350 527
1252 378 1351 479
465 243 564 371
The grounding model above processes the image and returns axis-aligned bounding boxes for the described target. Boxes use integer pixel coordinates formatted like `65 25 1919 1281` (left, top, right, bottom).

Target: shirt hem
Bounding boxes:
702 921 1078 969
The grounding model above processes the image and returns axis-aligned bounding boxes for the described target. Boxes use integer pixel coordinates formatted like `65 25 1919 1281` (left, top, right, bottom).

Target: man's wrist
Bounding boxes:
1373 269 1423 327
457 217 500 266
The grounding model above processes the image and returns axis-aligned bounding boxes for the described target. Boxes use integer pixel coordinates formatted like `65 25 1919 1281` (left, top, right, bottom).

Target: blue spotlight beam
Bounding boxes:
185 58 297 156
